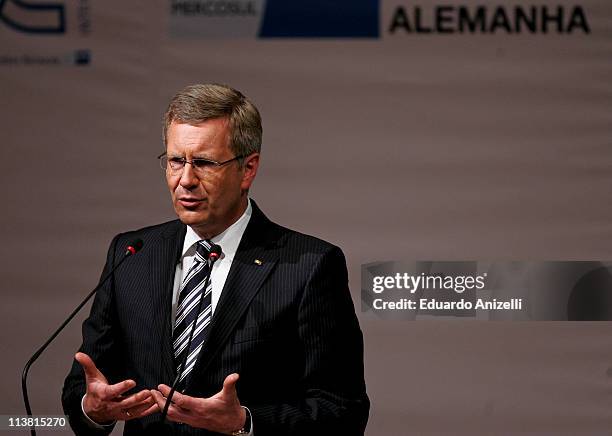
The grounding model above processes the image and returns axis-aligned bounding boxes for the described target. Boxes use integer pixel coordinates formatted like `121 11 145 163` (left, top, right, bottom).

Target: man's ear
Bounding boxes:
240 153 260 191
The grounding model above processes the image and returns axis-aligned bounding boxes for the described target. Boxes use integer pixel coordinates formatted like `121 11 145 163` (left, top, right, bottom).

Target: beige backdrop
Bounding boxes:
1 0 611 434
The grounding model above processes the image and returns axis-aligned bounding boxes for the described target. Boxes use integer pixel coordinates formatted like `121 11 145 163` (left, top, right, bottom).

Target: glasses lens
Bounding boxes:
192 159 216 171
168 157 186 172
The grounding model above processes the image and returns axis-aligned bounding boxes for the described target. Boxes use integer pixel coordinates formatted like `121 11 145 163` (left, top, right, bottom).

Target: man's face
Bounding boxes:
165 118 259 238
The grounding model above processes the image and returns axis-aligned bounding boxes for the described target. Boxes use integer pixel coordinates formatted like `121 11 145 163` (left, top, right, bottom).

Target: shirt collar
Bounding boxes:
181 199 252 261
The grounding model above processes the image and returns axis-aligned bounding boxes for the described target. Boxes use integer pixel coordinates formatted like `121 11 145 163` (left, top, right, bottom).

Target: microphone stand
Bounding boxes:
22 241 143 436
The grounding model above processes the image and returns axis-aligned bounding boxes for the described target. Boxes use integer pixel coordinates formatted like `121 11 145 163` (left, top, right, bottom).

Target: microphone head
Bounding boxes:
126 239 144 256
209 244 222 262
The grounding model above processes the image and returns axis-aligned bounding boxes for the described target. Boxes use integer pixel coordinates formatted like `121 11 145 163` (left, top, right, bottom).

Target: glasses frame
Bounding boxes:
157 152 246 175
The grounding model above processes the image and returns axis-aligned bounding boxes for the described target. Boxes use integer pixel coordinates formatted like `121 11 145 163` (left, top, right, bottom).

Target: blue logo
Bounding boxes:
169 0 380 38
74 49 90 65
260 0 379 38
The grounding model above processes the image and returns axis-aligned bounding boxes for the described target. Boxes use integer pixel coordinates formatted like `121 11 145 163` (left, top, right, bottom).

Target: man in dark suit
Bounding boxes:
62 84 369 435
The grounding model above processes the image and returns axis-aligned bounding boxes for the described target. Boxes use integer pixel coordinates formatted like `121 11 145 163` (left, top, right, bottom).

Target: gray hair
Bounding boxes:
163 84 262 161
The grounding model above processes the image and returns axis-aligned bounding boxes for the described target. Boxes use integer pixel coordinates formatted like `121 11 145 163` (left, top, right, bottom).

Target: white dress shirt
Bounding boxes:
171 199 252 326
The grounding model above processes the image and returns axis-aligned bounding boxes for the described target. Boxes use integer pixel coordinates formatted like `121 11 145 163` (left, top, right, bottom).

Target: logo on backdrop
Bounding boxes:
168 0 380 38
0 0 65 34
0 0 92 67
0 0 90 35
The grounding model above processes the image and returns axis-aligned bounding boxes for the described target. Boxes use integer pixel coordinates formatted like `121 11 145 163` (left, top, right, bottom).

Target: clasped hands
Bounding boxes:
75 352 246 434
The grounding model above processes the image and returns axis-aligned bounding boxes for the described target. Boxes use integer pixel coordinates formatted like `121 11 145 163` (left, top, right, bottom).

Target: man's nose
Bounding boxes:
179 162 199 188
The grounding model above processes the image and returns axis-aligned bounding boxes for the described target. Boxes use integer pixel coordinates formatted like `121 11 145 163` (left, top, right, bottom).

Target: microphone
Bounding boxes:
21 239 144 436
209 243 222 262
125 239 144 256
161 243 222 423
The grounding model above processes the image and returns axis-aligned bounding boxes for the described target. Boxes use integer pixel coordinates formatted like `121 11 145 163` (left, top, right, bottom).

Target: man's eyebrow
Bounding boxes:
166 153 215 160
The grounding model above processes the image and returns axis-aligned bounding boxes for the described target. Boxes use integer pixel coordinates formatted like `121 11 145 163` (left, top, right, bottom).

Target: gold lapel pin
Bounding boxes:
254 259 263 265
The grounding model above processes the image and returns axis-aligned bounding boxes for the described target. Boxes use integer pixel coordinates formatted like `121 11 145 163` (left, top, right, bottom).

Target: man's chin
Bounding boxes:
175 209 209 226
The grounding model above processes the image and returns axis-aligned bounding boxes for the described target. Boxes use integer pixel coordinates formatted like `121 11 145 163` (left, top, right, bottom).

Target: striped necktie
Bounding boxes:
173 239 214 383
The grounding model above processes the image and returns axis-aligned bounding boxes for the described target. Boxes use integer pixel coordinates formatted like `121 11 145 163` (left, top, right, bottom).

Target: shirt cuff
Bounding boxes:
81 394 116 430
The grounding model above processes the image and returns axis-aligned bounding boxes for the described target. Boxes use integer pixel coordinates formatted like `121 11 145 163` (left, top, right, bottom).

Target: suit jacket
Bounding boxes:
62 202 369 435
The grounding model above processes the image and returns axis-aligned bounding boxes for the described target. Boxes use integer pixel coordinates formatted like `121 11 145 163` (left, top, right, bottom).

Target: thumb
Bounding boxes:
221 373 240 398
75 352 106 383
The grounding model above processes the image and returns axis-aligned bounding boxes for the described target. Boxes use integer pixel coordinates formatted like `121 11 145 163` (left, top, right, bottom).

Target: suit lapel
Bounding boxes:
149 221 186 384
188 202 279 382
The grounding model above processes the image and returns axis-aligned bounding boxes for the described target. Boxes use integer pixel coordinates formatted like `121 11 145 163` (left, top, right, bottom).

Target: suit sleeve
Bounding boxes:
249 245 370 436
61 234 125 436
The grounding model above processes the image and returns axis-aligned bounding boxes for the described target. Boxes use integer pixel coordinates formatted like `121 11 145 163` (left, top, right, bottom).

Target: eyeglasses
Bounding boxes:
158 152 245 176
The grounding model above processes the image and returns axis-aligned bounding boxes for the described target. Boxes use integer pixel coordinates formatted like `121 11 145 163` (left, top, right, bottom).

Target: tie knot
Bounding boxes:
195 240 213 261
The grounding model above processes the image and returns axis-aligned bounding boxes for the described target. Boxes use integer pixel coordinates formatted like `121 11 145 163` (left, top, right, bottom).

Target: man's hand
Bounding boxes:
75 352 159 424
150 373 247 434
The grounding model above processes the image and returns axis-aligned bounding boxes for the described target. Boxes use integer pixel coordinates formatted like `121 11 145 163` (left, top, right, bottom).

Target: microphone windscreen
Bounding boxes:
209 244 222 260
126 239 144 255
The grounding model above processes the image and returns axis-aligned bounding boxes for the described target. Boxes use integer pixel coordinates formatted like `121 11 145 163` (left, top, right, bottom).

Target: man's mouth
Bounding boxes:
177 197 204 208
